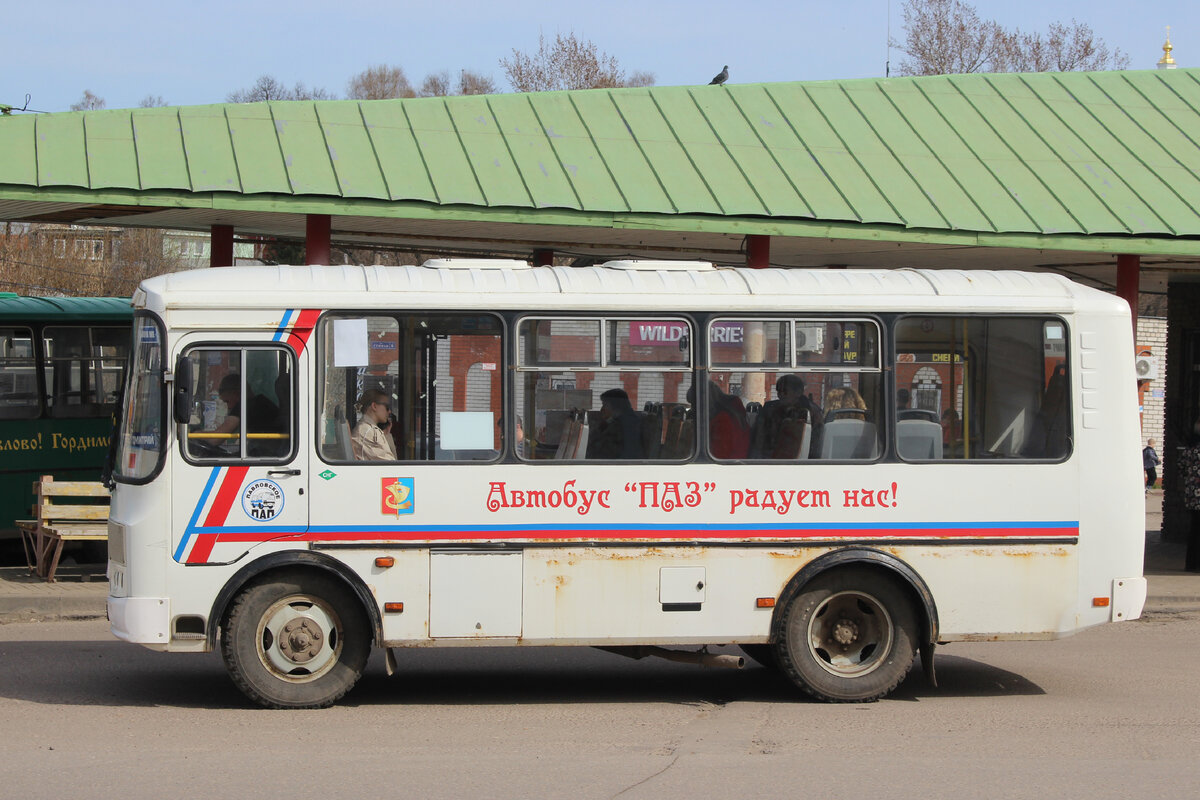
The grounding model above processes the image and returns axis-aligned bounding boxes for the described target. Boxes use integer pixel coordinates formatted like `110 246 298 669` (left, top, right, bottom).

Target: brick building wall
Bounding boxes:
1137 315 1167 452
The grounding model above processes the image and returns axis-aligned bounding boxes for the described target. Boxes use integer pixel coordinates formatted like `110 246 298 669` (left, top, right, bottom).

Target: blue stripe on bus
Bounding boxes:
272 309 295 341
173 467 223 561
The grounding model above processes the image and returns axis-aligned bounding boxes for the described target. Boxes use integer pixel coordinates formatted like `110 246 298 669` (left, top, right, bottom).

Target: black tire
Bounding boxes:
739 644 780 671
776 568 918 702
221 570 371 709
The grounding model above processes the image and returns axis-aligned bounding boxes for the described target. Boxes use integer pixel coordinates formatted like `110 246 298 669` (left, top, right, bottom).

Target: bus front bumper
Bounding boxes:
1113 577 1147 622
108 596 170 645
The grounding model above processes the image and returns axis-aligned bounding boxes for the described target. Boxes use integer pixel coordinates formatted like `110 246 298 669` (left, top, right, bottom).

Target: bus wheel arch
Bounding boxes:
219 566 372 708
772 548 938 647
769 549 938 702
207 550 383 651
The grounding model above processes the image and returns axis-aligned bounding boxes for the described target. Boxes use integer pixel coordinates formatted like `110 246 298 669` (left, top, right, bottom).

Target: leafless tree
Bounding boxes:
419 71 453 98
0 226 187 297
70 90 106 111
138 95 169 108
992 20 1130 73
418 69 499 97
458 70 498 96
893 0 1128 76
227 75 333 103
501 32 655 92
347 65 415 100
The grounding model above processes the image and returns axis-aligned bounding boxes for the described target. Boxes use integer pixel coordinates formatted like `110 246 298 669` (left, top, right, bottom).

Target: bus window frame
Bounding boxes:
316 310 507 466
113 312 168 487
0 325 41 420
514 314 696 463
42 324 130 418
177 342 297 466
515 315 695 373
706 316 883 373
891 313 1073 464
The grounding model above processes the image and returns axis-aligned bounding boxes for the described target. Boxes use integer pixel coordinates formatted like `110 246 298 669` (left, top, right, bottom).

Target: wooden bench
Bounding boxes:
15 475 110 583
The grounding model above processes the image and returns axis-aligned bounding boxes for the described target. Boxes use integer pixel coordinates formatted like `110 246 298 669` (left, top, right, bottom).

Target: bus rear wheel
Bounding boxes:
221 571 370 709
776 568 917 702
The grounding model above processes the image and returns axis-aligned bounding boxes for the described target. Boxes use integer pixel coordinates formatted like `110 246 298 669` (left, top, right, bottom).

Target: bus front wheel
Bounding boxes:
776 568 917 702
221 571 371 709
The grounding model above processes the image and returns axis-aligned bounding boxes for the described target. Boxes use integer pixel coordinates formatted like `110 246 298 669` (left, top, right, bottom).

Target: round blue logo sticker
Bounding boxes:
242 479 285 522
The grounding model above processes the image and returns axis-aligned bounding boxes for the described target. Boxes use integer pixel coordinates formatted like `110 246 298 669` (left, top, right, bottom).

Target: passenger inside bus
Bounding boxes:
749 374 822 459
352 388 398 461
823 386 868 421
587 388 644 459
692 380 750 459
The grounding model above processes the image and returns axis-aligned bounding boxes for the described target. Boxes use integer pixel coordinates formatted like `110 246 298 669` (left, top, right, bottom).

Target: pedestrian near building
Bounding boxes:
1143 439 1160 491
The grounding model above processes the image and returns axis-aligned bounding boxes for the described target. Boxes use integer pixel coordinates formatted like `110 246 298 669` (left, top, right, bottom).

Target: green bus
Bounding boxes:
0 294 132 540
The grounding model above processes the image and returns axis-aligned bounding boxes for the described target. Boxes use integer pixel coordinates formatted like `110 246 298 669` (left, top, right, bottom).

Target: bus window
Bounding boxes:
894 316 1070 460
43 325 129 418
709 319 882 460
181 347 293 461
516 317 694 460
318 313 503 462
0 327 38 419
115 316 164 482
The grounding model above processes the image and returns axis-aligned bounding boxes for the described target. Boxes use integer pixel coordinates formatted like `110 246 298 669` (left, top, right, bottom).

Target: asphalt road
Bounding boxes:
1 612 1198 800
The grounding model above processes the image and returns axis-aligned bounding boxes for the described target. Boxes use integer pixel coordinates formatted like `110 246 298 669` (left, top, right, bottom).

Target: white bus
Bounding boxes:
107 260 1147 708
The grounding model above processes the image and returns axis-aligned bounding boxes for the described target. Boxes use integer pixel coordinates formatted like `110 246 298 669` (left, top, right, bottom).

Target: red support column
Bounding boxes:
746 235 770 269
532 249 554 267
1117 254 1140 335
210 225 234 268
305 214 331 265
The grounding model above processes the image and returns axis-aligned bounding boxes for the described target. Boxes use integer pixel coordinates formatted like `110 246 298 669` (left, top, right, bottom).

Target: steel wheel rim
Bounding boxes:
806 589 893 678
256 594 344 683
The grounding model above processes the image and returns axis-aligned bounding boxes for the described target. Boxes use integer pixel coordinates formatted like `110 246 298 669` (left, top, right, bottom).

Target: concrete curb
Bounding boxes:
0 594 107 623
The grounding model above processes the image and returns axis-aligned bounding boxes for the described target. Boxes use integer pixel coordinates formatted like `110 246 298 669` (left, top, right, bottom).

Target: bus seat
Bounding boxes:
573 423 589 459
898 408 940 423
820 419 879 460
794 420 812 460
897 419 943 460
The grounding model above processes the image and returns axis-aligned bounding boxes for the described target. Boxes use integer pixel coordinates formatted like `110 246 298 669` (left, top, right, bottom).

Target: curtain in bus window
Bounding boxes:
894 317 1069 460
0 327 38 419
319 314 503 462
515 317 694 461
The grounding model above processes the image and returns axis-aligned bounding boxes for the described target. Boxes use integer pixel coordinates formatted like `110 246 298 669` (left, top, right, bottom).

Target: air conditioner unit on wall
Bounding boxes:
1135 355 1159 381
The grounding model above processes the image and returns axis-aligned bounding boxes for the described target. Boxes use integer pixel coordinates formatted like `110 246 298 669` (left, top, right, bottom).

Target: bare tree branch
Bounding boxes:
501 32 654 92
894 0 1128 76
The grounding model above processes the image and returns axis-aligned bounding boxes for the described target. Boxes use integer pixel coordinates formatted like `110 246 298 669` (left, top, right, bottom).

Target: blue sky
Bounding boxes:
4 0 1196 112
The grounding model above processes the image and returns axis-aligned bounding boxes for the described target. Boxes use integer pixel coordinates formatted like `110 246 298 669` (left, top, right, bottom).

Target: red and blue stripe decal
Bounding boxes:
274 308 320 354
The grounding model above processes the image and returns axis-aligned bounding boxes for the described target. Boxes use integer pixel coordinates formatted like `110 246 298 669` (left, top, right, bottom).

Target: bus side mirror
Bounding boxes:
173 355 192 425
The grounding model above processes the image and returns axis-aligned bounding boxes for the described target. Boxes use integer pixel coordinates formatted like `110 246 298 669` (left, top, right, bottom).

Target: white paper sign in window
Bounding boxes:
440 411 495 450
332 318 369 367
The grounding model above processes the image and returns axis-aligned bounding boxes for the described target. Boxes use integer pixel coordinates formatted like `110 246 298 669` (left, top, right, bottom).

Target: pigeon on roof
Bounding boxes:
709 65 729 85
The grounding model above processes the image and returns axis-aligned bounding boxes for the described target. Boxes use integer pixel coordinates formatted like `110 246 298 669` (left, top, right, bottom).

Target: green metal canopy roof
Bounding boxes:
1 68 1199 260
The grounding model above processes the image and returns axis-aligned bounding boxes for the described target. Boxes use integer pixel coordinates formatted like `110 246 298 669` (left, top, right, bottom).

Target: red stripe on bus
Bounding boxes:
286 309 320 354
203 466 248 528
187 533 219 564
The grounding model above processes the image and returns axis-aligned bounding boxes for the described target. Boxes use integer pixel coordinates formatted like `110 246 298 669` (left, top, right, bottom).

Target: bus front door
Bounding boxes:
171 341 308 566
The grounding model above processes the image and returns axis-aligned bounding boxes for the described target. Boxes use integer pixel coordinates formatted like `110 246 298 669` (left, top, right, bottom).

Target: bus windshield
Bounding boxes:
115 316 165 482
